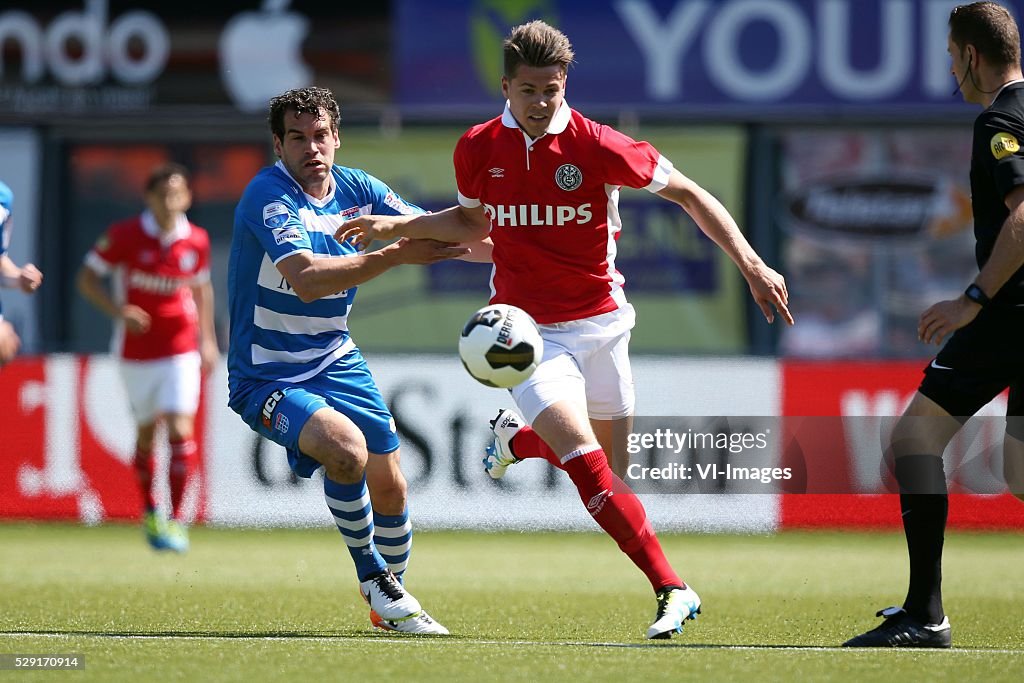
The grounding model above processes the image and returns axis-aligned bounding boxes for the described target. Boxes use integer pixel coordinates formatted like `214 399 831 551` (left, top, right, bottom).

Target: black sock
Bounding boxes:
895 454 948 625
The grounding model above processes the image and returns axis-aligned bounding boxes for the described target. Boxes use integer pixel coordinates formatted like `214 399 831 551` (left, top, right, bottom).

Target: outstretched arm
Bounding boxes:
278 238 469 303
336 205 491 250
0 254 42 294
656 169 793 325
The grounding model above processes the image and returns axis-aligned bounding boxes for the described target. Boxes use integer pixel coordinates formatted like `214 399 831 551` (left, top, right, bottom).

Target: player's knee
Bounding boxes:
165 415 195 442
321 449 367 483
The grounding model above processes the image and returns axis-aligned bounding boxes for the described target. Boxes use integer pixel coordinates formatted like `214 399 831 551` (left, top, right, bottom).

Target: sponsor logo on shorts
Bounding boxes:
274 412 290 434
586 489 612 516
388 417 396 433
261 389 284 428
929 359 953 371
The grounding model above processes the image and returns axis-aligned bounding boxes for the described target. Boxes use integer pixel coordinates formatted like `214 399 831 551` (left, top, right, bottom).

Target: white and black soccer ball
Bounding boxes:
458 304 543 388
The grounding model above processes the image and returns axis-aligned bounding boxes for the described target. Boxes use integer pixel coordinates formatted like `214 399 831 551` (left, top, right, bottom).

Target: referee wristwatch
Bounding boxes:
964 283 991 307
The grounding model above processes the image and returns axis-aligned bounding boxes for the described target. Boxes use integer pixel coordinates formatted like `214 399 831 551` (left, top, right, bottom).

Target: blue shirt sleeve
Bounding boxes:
0 181 12 258
238 183 312 265
359 171 425 217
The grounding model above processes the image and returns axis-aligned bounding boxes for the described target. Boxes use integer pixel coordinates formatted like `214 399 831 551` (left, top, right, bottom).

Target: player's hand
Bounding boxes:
18 263 42 294
745 262 794 325
387 238 469 265
200 339 220 374
918 296 980 346
0 320 20 365
335 216 401 250
120 304 151 334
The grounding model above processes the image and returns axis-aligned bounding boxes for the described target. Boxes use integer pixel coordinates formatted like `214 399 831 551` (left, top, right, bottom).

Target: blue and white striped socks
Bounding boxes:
323 475 387 581
373 508 413 580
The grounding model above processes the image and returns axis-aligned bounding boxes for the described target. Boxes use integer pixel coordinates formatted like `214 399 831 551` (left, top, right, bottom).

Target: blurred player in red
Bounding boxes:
0 179 44 366
340 21 793 638
77 163 219 552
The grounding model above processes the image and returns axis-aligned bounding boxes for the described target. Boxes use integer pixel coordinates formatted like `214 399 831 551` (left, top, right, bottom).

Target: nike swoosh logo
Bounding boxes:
930 360 953 370
902 509 912 517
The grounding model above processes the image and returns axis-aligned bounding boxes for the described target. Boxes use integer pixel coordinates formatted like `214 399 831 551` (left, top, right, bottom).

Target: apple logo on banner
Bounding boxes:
219 0 312 112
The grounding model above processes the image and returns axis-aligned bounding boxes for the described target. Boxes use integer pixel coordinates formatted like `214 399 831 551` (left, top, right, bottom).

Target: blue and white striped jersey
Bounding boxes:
0 180 12 261
0 180 13 320
227 161 422 403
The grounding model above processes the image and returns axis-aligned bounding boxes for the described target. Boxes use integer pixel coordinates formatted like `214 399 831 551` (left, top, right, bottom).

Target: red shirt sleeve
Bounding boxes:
453 132 481 203
597 125 665 189
195 227 211 274
91 222 130 267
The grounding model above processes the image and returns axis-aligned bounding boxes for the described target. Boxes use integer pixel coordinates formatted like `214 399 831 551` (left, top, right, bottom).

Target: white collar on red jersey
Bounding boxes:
140 210 190 247
501 99 572 137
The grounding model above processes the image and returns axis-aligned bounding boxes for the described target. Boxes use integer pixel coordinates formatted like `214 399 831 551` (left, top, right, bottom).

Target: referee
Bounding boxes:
844 1 1024 648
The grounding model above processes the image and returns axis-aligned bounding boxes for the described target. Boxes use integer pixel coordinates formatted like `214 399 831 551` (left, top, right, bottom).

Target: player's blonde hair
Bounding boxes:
503 20 575 78
950 2 1021 68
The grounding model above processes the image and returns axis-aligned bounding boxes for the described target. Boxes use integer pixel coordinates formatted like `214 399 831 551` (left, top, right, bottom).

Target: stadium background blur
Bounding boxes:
2 0 1023 590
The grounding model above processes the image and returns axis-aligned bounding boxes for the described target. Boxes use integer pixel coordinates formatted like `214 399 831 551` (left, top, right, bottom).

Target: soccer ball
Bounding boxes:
458 304 543 388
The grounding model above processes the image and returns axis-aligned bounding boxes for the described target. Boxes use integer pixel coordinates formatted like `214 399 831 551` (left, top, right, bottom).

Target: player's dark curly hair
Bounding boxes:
267 87 341 140
503 20 575 78
950 2 1021 68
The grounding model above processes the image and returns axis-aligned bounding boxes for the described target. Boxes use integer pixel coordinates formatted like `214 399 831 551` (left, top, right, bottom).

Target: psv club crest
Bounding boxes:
555 164 582 191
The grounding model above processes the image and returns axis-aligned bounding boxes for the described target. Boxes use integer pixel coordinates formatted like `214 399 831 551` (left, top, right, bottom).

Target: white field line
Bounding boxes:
1 632 1023 653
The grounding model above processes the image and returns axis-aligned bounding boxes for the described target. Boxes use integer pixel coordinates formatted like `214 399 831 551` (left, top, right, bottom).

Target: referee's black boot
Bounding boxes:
842 606 951 648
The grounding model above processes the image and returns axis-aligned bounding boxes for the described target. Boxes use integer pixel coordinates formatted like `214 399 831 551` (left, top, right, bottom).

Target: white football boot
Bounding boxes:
646 585 702 639
484 409 525 479
370 609 450 635
359 570 422 621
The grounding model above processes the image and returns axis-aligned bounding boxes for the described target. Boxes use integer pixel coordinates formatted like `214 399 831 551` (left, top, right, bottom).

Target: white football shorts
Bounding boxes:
119 351 202 424
511 304 636 424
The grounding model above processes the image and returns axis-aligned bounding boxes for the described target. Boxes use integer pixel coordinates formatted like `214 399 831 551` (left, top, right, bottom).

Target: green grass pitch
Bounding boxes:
1 523 1022 682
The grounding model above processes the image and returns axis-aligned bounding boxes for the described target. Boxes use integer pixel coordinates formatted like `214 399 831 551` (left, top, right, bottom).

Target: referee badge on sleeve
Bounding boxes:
990 131 1020 159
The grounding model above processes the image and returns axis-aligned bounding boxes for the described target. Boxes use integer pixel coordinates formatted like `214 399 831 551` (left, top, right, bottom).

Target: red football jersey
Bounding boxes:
85 212 210 360
454 103 673 324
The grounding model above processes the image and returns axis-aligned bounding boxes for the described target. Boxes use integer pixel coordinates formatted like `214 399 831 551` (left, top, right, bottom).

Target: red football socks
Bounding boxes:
561 449 683 592
169 438 198 520
510 426 562 468
133 448 157 511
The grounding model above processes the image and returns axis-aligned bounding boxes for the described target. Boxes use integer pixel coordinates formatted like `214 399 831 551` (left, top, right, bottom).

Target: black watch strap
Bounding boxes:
964 283 991 307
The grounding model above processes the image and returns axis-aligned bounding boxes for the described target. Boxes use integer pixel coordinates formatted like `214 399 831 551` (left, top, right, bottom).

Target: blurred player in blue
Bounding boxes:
0 180 43 366
228 87 465 634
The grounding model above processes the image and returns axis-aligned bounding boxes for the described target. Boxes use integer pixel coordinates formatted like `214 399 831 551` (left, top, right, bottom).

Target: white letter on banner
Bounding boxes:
820 0 912 99
922 0 970 98
706 0 811 101
614 0 710 101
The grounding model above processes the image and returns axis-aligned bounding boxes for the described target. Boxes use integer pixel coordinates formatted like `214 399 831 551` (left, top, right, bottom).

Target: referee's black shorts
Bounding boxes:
918 304 1024 428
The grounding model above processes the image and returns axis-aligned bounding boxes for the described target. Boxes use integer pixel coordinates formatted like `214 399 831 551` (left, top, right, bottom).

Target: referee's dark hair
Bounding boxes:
950 2 1021 68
